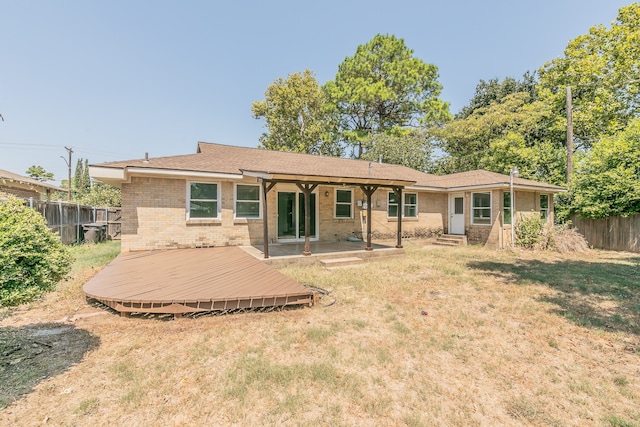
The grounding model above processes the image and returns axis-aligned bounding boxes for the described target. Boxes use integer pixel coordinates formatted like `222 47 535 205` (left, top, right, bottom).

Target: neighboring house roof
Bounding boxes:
0 168 66 193
90 142 565 193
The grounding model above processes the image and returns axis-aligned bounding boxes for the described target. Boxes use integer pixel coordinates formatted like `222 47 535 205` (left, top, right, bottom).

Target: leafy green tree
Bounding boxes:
538 3 640 149
0 193 73 306
83 159 90 190
25 165 54 182
359 130 435 172
72 158 91 198
456 72 538 119
570 118 640 218
76 182 121 207
325 34 450 157
433 92 564 184
252 69 341 156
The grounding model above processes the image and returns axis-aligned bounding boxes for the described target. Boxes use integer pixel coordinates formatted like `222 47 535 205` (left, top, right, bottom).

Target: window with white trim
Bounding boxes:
388 192 418 218
335 189 353 218
503 191 512 225
235 184 261 219
540 194 549 221
472 192 491 225
404 193 417 217
188 182 219 219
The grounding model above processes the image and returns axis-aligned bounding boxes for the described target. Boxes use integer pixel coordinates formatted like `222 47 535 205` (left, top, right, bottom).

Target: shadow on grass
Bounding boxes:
0 323 100 409
468 256 640 336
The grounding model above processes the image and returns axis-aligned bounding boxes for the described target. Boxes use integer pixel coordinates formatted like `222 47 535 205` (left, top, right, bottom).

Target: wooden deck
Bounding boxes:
83 246 315 316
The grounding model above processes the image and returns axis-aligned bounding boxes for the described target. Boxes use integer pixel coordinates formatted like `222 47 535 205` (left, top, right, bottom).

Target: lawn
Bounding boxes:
1 241 639 426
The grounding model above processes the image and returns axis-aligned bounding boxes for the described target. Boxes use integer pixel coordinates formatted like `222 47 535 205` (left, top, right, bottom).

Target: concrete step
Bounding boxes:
320 257 365 269
435 234 467 246
433 241 461 247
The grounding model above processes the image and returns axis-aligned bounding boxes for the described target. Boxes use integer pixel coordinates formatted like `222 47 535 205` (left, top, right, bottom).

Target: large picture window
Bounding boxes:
188 182 219 219
388 192 418 218
236 184 261 219
472 192 491 225
335 189 353 218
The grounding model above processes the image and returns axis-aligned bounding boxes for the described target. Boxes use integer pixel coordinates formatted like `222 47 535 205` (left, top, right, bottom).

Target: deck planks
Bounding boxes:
83 246 314 314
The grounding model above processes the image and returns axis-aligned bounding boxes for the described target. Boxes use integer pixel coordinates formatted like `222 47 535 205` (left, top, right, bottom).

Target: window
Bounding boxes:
335 189 352 218
388 192 418 218
540 194 549 221
472 192 491 225
503 191 512 225
188 182 219 219
388 192 399 217
404 193 417 217
236 184 261 219
454 196 464 215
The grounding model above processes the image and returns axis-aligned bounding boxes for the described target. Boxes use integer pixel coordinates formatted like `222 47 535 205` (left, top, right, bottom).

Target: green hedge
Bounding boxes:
0 193 73 306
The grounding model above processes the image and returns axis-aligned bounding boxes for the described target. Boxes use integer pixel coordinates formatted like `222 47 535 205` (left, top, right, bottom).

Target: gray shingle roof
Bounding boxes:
92 142 565 192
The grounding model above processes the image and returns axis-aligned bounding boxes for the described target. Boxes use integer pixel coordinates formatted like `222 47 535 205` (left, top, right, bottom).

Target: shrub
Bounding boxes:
515 213 590 252
515 213 546 249
0 193 73 306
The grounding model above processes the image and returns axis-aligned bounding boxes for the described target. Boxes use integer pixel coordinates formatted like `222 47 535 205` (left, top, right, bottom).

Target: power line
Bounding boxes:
0 141 135 158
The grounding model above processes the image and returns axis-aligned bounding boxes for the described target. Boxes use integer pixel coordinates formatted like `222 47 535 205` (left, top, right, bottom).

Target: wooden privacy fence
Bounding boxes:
570 214 640 253
27 198 121 245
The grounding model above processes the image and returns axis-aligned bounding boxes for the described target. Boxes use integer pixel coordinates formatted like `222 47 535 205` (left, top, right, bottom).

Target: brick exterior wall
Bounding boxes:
121 177 446 251
461 189 555 248
120 177 554 251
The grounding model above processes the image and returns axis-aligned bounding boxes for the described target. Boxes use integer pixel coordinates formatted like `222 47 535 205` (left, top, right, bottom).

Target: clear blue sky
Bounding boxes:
0 0 633 185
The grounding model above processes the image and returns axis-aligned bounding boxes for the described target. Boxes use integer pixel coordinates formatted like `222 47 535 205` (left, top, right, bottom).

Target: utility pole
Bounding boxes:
566 86 573 183
61 146 73 201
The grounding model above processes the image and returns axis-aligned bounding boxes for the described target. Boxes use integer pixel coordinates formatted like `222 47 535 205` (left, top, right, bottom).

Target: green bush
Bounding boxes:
0 193 73 306
515 213 546 249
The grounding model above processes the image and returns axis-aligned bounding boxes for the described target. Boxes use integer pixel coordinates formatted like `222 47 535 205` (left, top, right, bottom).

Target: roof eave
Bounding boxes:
445 182 566 192
89 165 244 188
241 170 415 187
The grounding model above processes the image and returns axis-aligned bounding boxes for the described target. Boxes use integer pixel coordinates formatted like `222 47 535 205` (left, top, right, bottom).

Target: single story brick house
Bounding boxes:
0 168 66 200
90 142 564 254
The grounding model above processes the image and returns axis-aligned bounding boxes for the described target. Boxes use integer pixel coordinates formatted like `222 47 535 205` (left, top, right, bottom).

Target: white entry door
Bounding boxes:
449 193 465 235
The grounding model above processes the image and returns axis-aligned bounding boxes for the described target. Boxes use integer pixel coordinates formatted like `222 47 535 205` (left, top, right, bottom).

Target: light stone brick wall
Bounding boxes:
368 189 445 239
121 177 265 251
465 189 555 248
317 187 444 241
122 178 447 251
120 177 553 251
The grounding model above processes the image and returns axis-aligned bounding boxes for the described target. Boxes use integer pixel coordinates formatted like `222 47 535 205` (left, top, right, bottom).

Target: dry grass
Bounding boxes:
1 241 640 426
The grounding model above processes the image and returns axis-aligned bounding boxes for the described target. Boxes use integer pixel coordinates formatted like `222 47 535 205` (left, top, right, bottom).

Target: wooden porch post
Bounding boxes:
261 180 277 259
393 187 403 248
360 185 378 251
296 183 318 256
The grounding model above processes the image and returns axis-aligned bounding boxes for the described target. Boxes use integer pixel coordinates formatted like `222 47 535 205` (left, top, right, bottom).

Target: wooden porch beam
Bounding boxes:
360 185 378 251
295 183 318 256
261 179 273 259
393 186 403 248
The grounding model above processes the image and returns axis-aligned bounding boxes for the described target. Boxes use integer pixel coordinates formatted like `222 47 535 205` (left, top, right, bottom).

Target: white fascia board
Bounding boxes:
89 166 126 181
126 167 243 180
406 185 446 192
445 183 566 192
241 170 270 179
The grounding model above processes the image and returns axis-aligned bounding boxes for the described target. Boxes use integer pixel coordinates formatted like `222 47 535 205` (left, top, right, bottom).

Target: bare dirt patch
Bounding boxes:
0 323 99 409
